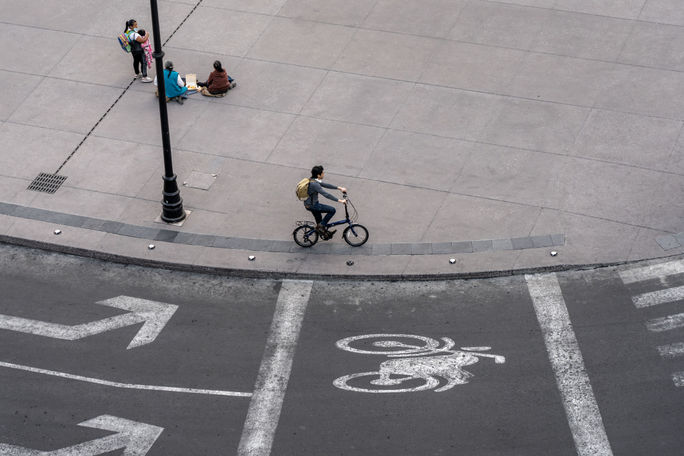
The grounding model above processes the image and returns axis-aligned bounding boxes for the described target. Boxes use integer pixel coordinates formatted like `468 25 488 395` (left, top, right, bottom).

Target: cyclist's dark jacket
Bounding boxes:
304 180 337 208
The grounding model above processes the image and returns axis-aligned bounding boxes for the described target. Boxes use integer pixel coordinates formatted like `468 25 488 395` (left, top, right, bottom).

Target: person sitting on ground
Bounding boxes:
303 165 347 239
197 60 236 97
153 61 188 104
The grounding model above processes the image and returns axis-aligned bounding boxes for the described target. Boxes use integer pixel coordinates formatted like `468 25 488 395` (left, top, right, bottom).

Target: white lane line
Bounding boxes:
619 260 684 284
526 273 614 456
657 342 684 359
632 285 684 308
646 312 684 332
674 372 684 387
238 280 313 456
0 361 252 397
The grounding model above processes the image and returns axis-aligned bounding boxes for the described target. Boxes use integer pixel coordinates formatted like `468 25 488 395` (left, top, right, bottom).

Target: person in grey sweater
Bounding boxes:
304 165 347 238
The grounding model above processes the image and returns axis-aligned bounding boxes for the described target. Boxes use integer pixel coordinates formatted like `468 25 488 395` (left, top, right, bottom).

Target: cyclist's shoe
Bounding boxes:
322 229 337 240
315 224 326 235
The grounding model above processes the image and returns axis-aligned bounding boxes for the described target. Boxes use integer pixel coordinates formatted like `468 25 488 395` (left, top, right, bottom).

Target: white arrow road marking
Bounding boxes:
0 296 178 349
238 280 313 456
0 414 163 455
526 273 614 456
631 285 684 308
0 361 252 397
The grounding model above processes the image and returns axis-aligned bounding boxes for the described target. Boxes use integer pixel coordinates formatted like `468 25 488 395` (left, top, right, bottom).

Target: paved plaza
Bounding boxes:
1 0 684 277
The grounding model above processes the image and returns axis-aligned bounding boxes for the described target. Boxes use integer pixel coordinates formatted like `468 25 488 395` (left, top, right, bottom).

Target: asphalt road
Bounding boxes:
0 244 682 455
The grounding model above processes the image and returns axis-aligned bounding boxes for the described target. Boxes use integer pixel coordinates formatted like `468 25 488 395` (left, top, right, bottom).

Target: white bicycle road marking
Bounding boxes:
238 280 313 456
631 285 684 308
526 273 614 456
0 414 163 455
0 295 178 349
0 361 252 397
333 334 505 393
618 259 684 284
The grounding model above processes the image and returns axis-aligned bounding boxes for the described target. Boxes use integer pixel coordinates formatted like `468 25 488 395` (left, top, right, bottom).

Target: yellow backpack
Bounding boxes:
296 178 311 201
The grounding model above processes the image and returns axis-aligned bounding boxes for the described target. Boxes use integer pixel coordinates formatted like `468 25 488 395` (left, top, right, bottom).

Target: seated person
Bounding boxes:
153 60 188 104
197 60 236 96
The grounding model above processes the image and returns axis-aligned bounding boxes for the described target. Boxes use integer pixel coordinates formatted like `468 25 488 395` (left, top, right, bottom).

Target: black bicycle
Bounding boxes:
293 193 369 248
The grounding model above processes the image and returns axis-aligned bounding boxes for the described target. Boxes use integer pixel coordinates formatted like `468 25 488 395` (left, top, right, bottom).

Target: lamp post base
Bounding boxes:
161 174 186 223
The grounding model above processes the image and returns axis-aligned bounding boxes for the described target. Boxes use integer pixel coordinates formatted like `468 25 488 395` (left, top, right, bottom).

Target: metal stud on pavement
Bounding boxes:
248 255 256 261
346 260 354 266
148 244 155 250
449 258 456 264
54 229 62 235
550 251 558 257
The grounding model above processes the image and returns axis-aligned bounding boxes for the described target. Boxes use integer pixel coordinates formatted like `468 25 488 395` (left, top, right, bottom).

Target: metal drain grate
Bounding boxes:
27 173 67 193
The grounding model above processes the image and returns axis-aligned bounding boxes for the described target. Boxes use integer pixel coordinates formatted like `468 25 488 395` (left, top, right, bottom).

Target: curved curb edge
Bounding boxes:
2 234 682 282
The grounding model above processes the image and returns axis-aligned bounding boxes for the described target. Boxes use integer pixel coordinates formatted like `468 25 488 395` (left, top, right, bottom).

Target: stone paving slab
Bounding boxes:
0 0 683 278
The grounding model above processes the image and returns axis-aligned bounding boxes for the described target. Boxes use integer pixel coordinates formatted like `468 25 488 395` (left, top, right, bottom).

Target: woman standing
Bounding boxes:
125 19 152 83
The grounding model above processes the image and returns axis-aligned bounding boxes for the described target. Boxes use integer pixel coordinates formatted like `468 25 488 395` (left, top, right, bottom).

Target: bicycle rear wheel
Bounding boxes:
293 225 318 247
343 224 368 247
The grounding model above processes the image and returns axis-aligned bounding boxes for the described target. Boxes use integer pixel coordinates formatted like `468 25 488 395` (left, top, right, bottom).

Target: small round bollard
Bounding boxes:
54 229 62 235
148 244 155 250
248 255 256 261
183 181 188 186
449 258 456 264
550 251 558 257
346 260 354 266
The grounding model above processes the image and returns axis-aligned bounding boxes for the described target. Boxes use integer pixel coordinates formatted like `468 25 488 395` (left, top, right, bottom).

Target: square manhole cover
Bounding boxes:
183 171 217 190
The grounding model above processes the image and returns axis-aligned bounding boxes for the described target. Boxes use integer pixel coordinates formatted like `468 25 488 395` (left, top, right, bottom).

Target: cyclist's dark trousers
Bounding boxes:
308 203 336 227
132 51 147 77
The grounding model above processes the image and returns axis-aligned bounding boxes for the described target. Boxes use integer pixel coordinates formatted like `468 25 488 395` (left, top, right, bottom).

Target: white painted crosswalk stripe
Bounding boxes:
526 273 614 456
621 261 684 388
674 372 684 387
619 260 684 284
631 285 684 308
646 312 684 332
238 280 313 456
657 342 684 359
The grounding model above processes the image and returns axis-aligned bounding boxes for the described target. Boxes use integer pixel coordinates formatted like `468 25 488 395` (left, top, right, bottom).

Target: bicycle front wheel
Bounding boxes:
293 225 318 247
343 224 368 247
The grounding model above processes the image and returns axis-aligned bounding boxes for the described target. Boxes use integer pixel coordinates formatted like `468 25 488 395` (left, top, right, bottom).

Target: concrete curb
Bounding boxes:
3 234 682 282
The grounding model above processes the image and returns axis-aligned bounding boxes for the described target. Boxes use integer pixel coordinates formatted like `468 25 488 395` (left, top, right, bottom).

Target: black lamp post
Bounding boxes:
150 0 185 223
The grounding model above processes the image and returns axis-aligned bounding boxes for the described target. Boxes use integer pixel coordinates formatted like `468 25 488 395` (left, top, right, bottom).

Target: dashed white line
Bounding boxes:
0 361 252 397
619 259 684 284
526 273 614 456
657 342 684 359
632 285 684 308
646 312 684 332
238 280 313 456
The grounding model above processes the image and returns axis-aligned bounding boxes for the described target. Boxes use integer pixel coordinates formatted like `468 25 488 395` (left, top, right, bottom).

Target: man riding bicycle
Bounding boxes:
304 165 347 239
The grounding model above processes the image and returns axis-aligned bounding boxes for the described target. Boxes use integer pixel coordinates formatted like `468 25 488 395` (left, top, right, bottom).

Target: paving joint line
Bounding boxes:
52 0 206 175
